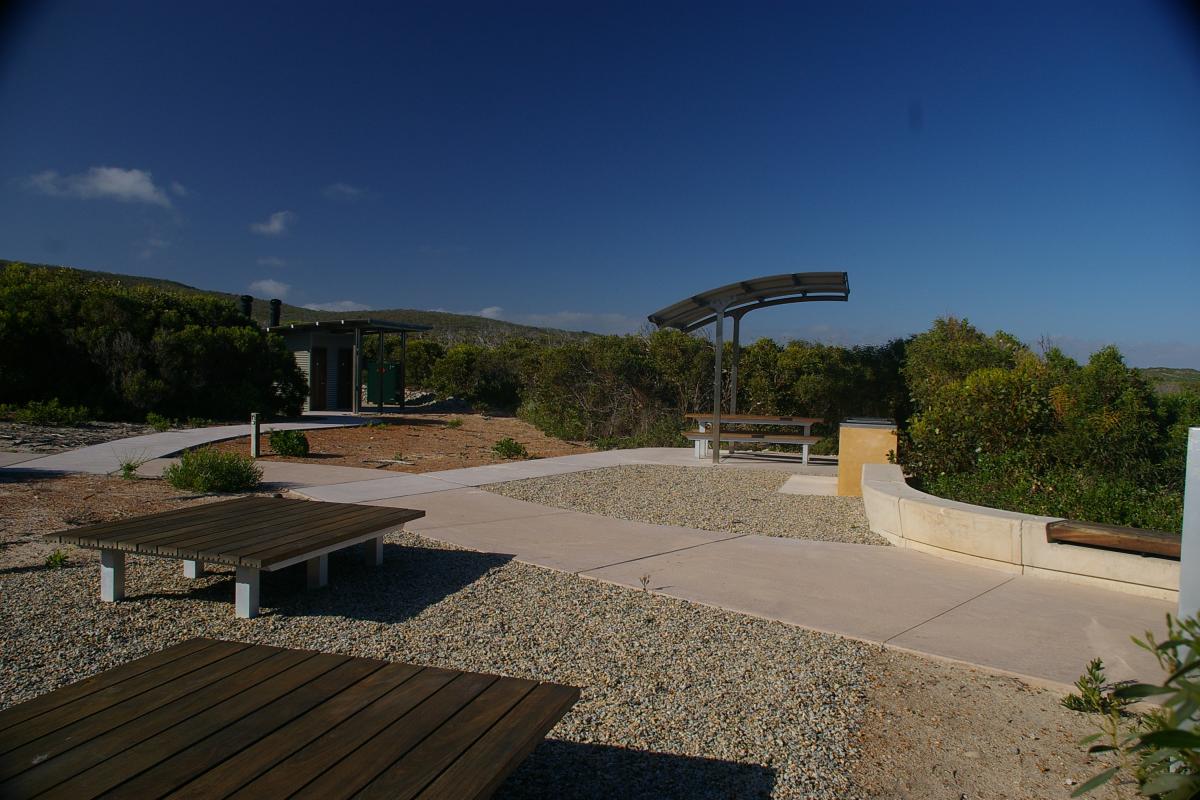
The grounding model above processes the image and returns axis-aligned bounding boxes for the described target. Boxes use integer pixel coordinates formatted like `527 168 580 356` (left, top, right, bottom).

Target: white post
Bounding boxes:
235 566 260 619
183 559 205 579
1179 428 1200 620
250 412 260 458
306 554 328 589
367 535 385 566
100 549 125 602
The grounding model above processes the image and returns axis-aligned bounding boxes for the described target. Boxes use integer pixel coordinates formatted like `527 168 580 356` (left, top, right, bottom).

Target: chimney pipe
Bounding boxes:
239 294 254 318
269 299 282 327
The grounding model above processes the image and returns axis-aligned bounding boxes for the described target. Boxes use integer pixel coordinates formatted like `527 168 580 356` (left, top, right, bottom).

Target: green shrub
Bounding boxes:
146 411 174 432
117 454 148 480
1073 614 1200 797
12 399 90 426
269 429 310 457
44 549 69 569
492 437 528 459
1061 658 1133 715
445 417 463 429
163 447 262 492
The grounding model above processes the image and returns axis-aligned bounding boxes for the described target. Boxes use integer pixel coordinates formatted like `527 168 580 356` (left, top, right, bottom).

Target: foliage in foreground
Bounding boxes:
1073 614 1200 798
269 429 310 458
1062 658 1135 716
2 399 92 426
163 447 262 493
44 549 69 569
491 437 528 459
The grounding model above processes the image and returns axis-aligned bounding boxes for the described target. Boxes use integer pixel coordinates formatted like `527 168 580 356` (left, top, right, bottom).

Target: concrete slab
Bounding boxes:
0 417 363 476
0 452 40 467
367 488 570 529
580 534 1015 643
403 507 734 574
887 574 1170 685
295 473 467 502
777 474 838 495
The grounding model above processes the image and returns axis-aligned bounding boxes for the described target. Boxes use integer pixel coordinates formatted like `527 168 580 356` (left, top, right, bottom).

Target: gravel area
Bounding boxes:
0 420 157 454
1 477 872 799
485 464 886 546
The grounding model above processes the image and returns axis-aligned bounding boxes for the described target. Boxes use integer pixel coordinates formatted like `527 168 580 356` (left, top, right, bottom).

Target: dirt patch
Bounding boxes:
0 473 232 569
0 421 158 454
210 413 592 473
853 646 1121 799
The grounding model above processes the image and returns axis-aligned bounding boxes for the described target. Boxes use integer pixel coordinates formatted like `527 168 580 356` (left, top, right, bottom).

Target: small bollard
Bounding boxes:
250 412 261 458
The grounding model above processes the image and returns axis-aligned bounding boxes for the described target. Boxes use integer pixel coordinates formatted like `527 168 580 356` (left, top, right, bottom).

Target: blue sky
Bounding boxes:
2 1 1198 366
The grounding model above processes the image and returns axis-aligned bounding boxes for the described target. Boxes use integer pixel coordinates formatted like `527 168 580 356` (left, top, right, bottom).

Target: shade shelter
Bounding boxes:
648 272 850 463
269 319 431 413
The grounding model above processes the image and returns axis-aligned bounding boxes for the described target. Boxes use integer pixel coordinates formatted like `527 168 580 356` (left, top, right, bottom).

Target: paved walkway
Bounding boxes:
2 432 1173 688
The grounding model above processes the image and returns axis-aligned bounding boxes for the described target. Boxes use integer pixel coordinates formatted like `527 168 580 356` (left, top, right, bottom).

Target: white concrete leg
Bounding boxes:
802 444 809 466
100 549 125 602
306 554 328 589
235 566 260 619
367 535 384 566
183 559 205 579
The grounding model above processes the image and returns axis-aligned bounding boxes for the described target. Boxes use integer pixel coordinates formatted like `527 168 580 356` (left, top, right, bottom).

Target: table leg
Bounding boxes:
100 549 125 602
366 535 384 566
306 554 328 589
183 560 205 579
696 423 707 459
235 566 260 619
802 443 809 466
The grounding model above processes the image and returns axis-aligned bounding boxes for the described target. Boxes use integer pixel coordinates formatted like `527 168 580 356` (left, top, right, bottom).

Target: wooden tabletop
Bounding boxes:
685 413 823 425
45 496 424 571
0 638 580 800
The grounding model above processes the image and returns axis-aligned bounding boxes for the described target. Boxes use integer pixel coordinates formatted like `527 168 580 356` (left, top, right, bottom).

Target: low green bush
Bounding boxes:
11 399 90 426
44 549 69 569
445 417 464 429
146 411 174 432
269 429 310 457
492 437 528 459
163 447 262 492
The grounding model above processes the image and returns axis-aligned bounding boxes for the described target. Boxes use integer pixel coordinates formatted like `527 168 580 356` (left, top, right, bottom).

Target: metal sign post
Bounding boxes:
1180 428 1200 620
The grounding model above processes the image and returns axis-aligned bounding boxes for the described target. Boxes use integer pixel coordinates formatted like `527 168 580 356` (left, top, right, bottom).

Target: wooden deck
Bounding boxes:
45 496 424 617
0 638 580 800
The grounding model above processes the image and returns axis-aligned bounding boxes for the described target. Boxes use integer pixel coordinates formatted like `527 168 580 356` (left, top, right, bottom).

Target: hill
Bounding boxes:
1138 367 1200 395
0 260 590 344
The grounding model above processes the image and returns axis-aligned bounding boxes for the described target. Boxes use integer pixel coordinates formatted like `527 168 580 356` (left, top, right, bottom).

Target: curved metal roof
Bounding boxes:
647 272 849 333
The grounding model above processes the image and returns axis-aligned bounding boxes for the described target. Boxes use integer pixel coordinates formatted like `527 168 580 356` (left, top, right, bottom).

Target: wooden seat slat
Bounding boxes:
0 640 248 759
0 645 280 793
164 662 422 800
104 501 330 554
2 648 303 799
0 638 213 735
1047 519 1180 559
0 640 578 800
46 498 272 549
683 431 820 444
685 413 823 425
229 666 460 799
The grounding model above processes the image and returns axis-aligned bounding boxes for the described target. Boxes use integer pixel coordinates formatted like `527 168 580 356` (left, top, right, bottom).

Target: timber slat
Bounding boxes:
0 638 212 735
685 413 823 424
683 431 820 444
1047 519 1181 559
0 640 578 800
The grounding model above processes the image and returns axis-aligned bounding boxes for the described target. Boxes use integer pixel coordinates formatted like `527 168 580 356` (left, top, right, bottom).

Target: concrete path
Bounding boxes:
0 416 365 476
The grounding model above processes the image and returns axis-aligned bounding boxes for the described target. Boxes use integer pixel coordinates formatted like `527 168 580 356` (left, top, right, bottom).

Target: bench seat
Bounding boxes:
684 431 820 464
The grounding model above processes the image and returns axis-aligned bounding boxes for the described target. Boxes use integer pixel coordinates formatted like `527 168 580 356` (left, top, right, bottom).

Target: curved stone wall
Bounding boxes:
860 464 1179 601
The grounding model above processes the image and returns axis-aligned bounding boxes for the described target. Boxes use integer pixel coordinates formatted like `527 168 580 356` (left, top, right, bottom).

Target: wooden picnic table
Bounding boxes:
684 413 825 464
45 496 424 618
0 638 580 799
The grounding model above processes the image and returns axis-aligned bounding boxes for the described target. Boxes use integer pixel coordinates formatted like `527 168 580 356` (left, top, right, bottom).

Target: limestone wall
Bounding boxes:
861 463 1179 601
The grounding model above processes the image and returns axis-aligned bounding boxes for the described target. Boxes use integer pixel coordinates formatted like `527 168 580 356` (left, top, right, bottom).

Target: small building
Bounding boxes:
268 318 431 413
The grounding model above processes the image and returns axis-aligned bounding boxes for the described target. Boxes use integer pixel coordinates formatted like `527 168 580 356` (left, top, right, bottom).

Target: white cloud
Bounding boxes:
27 166 172 207
137 237 169 260
169 181 188 197
250 210 295 236
248 278 290 298
302 300 371 312
478 306 504 320
257 256 286 267
323 182 363 200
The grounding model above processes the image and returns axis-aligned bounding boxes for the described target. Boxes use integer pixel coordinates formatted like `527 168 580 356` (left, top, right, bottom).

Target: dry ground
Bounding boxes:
0 473 1121 798
210 413 592 473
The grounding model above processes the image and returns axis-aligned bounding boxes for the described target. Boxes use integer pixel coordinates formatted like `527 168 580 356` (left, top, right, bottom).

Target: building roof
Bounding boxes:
268 318 431 335
647 272 849 333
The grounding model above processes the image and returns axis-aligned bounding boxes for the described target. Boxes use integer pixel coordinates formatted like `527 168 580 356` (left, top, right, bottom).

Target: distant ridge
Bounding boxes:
1 259 591 344
1137 367 1200 395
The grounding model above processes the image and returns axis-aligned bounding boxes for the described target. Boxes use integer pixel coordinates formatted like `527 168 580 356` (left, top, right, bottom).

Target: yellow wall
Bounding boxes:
837 422 898 496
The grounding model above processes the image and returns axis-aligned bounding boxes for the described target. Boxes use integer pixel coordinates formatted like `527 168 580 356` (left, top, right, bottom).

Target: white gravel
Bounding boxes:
1 531 874 799
485 464 886 546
